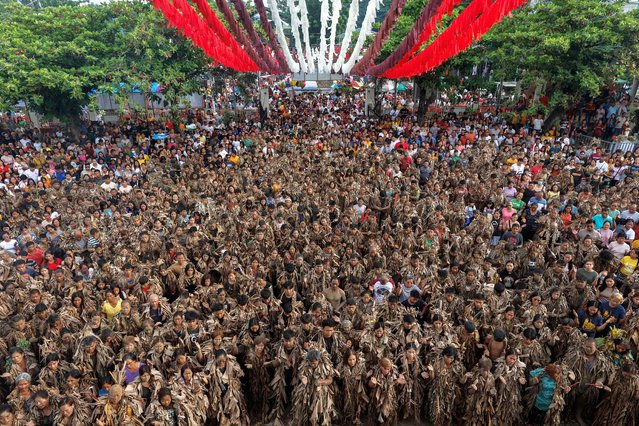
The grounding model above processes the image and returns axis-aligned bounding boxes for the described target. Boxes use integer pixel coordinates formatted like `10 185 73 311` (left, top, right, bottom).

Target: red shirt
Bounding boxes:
26 248 45 267
46 258 62 271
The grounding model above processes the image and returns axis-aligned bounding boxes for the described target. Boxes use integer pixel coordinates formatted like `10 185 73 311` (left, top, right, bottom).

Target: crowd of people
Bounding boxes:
0 90 637 426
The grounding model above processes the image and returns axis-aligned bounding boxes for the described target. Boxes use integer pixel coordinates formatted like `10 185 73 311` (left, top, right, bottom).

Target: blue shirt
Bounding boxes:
530 368 557 411
592 214 613 230
578 311 603 338
598 300 625 335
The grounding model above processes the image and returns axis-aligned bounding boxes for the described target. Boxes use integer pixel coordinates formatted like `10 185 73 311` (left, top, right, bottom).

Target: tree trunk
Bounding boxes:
542 104 565 132
629 75 638 106
67 112 86 142
415 76 436 125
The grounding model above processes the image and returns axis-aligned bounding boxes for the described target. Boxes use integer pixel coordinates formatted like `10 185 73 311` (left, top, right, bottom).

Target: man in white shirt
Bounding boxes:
608 233 630 260
0 234 18 255
620 205 639 223
22 165 39 182
510 158 525 176
373 273 394 303
532 115 544 133
100 176 118 192
595 159 609 174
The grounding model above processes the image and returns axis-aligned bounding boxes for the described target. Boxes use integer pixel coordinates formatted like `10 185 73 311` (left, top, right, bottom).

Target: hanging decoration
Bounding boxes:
333 0 359 72
318 0 330 72
288 0 308 72
153 0 258 71
213 0 270 71
152 0 525 78
326 0 342 72
342 0 384 73
299 0 315 72
349 0 408 75
400 0 463 64
252 0 291 73
359 0 444 76
267 0 300 72
384 0 527 78
229 0 283 72
191 0 260 70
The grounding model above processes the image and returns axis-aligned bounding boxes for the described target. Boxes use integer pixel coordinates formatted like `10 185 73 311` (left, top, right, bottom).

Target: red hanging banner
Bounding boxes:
383 0 526 79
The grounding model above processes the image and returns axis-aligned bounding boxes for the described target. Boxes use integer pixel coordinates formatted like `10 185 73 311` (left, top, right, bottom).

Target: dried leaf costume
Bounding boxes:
593 364 639 426
336 351 368 425
426 350 466 426
367 358 401 425
493 357 527 426
207 351 248 426
291 349 337 426
395 345 426 422
463 358 497 426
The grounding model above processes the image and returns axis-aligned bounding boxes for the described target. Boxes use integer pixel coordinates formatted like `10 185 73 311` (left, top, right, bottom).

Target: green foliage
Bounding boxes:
482 0 639 104
0 0 210 122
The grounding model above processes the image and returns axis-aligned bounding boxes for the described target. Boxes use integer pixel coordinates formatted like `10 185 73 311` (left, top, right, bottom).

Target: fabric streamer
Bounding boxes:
342 0 384 73
327 0 342 72
267 0 300 72
191 0 259 70
349 0 408 75
299 0 315 72
399 0 463 64
333 0 359 73
360 0 444 76
384 0 526 78
318 0 330 72
287 0 308 72
253 0 291 73
381 0 490 76
214 0 269 71
230 0 283 72
154 0 259 71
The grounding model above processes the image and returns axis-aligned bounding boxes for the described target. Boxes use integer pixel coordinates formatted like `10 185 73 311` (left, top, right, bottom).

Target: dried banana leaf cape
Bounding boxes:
493 358 526 426
463 365 497 426
291 350 337 426
336 353 369 425
268 341 302 425
244 346 272 423
395 352 427 422
207 355 248 426
368 362 400 424
93 393 145 426
144 397 193 426
562 345 615 406
52 394 91 426
169 374 209 425
593 368 639 426
523 366 573 426
427 356 466 426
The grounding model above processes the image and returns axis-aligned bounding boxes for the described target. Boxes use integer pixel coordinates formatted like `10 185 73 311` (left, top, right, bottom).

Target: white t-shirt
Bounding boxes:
373 281 393 303
608 241 630 259
100 181 118 191
510 163 525 175
0 239 18 255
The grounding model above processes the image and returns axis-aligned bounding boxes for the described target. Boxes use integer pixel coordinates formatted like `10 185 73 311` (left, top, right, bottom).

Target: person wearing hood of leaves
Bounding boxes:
291 349 337 426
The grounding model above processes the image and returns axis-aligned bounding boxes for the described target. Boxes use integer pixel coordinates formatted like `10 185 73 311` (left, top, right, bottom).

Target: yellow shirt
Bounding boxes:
102 299 122 320
620 256 638 276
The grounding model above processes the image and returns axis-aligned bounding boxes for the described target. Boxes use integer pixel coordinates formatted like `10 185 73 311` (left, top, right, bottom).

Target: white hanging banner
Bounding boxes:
318 0 330 72
327 0 342 72
288 0 308 72
299 0 315 72
268 0 300 73
343 0 383 73
333 0 359 73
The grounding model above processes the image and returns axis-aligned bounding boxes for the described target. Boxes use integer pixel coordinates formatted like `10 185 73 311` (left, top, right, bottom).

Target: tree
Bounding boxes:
0 0 210 125
481 0 639 127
